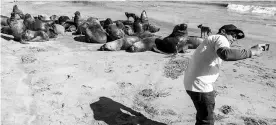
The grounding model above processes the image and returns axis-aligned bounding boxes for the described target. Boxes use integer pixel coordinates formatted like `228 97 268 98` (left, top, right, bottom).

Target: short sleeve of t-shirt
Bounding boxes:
214 35 230 52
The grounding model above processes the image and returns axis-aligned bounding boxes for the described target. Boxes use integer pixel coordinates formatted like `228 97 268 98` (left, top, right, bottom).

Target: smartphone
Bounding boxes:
259 44 270 51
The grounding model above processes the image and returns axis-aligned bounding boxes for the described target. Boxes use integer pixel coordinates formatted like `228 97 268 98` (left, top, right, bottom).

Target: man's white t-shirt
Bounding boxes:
184 35 230 92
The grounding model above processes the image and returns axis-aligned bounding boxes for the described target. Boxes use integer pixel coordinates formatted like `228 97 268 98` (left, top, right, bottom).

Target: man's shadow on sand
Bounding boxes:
90 97 166 125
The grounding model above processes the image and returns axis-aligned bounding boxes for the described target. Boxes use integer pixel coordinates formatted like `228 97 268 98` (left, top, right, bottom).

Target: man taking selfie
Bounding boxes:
184 24 264 125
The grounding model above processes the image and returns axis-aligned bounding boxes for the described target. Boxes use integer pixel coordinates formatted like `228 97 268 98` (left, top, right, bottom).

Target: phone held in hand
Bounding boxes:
259 44 270 51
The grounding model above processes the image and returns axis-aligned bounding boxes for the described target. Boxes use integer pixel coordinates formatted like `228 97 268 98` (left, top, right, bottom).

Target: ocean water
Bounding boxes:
2 1 276 43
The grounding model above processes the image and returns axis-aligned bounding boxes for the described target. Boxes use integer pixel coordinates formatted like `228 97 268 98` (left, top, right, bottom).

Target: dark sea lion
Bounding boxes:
22 30 49 42
155 23 189 54
133 19 144 34
58 16 70 25
102 18 113 29
23 13 35 30
140 10 148 24
106 23 125 42
1 26 13 35
99 36 140 51
74 11 84 29
9 12 27 44
12 5 24 19
125 12 137 21
85 23 107 43
1 15 10 26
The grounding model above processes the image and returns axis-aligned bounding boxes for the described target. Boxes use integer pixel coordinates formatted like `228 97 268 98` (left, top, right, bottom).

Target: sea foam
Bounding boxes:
227 4 276 16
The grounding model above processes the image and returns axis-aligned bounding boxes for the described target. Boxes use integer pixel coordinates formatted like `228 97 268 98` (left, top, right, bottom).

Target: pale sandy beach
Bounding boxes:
1 1 276 125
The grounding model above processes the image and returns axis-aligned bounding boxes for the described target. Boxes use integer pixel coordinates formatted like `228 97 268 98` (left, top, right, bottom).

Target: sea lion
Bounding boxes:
1 26 13 35
12 5 24 19
58 16 70 25
144 23 160 33
1 15 10 26
85 23 107 43
124 25 134 35
9 12 27 44
23 13 35 30
50 15 59 21
140 10 148 24
128 36 161 52
99 36 140 51
155 23 189 54
106 23 125 42
37 14 50 21
53 24 65 35
185 36 204 49
22 30 49 42
75 17 101 35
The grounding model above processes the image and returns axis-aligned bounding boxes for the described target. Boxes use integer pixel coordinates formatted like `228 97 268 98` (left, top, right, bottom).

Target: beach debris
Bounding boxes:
242 117 268 125
220 105 234 115
116 82 132 88
163 58 189 80
28 46 46 52
233 69 237 72
138 89 171 99
161 109 177 116
21 55 37 64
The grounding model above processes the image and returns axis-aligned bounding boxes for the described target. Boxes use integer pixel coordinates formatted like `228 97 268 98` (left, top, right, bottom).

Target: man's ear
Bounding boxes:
220 29 226 34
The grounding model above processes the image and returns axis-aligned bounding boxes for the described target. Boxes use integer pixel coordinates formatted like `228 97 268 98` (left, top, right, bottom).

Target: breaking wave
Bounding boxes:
227 4 276 16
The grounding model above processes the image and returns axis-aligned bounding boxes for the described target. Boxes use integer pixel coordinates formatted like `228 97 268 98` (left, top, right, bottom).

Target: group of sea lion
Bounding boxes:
1 5 203 54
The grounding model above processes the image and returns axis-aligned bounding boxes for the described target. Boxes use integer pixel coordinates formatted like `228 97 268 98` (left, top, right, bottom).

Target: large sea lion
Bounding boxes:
99 36 140 51
9 12 27 44
155 23 189 54
106 23 125 42
85 22 107 43
22 30 49 42
1 15 10 26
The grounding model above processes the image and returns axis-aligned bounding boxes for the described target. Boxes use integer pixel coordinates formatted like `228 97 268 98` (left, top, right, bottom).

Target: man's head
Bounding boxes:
218 24 245 43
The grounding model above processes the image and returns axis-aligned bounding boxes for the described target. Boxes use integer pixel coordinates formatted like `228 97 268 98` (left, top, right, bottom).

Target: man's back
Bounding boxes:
184 35 230 92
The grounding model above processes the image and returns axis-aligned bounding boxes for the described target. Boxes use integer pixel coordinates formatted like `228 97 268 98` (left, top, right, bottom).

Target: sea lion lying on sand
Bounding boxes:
128 36 204 53
99 36 140 51
85 22 107 43
106 23 125 42
155 23 189 54
22 30 49 42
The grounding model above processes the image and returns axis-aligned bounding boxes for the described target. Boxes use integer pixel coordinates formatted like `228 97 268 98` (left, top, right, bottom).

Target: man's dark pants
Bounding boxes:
186 90 215 125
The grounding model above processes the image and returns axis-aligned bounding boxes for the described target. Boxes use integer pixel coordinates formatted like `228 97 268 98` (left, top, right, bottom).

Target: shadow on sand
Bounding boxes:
90 97 167 125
